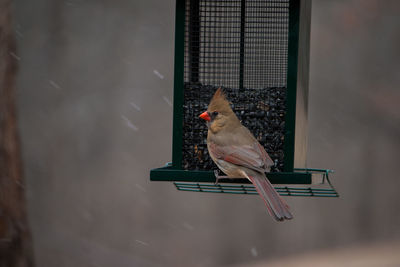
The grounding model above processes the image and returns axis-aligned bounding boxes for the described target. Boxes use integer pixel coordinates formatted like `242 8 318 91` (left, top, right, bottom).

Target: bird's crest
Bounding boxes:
208 88 232 114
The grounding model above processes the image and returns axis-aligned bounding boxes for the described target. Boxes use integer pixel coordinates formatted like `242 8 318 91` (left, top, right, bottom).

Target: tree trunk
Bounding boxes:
0 0 35 266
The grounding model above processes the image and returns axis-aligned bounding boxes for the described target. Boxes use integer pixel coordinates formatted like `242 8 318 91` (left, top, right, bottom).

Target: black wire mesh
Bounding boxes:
184 0 289 88
182 0 290 172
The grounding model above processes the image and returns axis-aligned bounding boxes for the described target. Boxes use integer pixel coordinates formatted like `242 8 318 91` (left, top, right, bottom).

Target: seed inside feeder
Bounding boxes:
182 83 286 172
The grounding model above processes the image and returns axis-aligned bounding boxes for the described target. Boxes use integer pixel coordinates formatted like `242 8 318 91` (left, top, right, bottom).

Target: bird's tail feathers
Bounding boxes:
248 173 293 221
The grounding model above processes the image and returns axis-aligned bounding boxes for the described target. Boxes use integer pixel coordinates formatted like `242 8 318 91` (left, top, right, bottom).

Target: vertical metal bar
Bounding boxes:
283 0 300 172
239 0 246 89
189 0 200 83
293 0 311 169
172 0 186 169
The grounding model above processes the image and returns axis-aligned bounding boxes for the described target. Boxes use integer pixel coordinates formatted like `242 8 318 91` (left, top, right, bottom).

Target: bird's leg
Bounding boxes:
214 170 229 185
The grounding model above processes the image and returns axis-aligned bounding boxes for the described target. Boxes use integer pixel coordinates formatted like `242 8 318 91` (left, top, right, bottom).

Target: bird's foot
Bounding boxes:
214 170 229 185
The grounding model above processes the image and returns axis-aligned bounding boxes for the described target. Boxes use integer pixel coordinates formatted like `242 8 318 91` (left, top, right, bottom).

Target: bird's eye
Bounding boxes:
212 111 219 117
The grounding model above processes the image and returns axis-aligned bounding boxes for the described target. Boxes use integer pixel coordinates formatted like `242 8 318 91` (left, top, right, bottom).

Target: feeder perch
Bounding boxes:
150 0 338 197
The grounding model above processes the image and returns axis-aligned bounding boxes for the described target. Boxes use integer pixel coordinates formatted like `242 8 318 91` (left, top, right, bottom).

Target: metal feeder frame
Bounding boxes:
150 0 338 197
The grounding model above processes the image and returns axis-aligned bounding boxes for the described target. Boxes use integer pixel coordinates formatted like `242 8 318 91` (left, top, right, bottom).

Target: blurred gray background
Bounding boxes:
13 0 400 266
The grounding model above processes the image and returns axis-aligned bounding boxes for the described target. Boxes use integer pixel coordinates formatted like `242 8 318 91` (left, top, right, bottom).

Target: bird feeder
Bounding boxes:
150 0 338 197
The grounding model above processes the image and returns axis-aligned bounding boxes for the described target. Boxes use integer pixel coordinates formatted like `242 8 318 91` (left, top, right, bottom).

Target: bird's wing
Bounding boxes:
256 142 274 170
209 142 272 172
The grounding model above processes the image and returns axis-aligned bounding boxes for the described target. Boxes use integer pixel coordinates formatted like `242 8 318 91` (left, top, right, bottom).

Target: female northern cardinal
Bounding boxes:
199 88 293 221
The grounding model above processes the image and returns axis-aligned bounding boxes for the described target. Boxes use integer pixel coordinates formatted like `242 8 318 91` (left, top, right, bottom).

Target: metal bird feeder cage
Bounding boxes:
150 0 338 197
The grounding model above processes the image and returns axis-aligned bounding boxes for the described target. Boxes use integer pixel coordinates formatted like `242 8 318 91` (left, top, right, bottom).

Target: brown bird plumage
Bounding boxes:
200 88 293 221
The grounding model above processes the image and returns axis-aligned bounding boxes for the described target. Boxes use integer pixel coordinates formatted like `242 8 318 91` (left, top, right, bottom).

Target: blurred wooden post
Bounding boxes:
0 0 35 266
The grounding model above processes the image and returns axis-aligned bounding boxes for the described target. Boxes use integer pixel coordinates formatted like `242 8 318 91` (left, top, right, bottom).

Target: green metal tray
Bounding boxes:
151 165 339 197
174 183 338 197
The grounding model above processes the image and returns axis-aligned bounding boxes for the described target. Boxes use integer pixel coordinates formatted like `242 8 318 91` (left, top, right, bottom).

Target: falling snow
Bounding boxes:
130 102 141 111
9 52 20 61
64 1 78 6
135 239 149 246
183 222 194 231
15 30 23 38
121 115 139 131
123 59 133 65
153 69 164 79
251 247 258 257
135 183 146 192
49 80 62 90
162 96 172 107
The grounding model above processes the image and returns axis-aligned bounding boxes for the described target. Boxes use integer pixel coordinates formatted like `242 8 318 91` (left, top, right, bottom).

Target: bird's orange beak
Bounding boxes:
199 111 211 121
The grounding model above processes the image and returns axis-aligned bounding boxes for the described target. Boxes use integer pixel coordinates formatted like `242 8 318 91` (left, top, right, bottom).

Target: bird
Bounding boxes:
199 88 293 221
